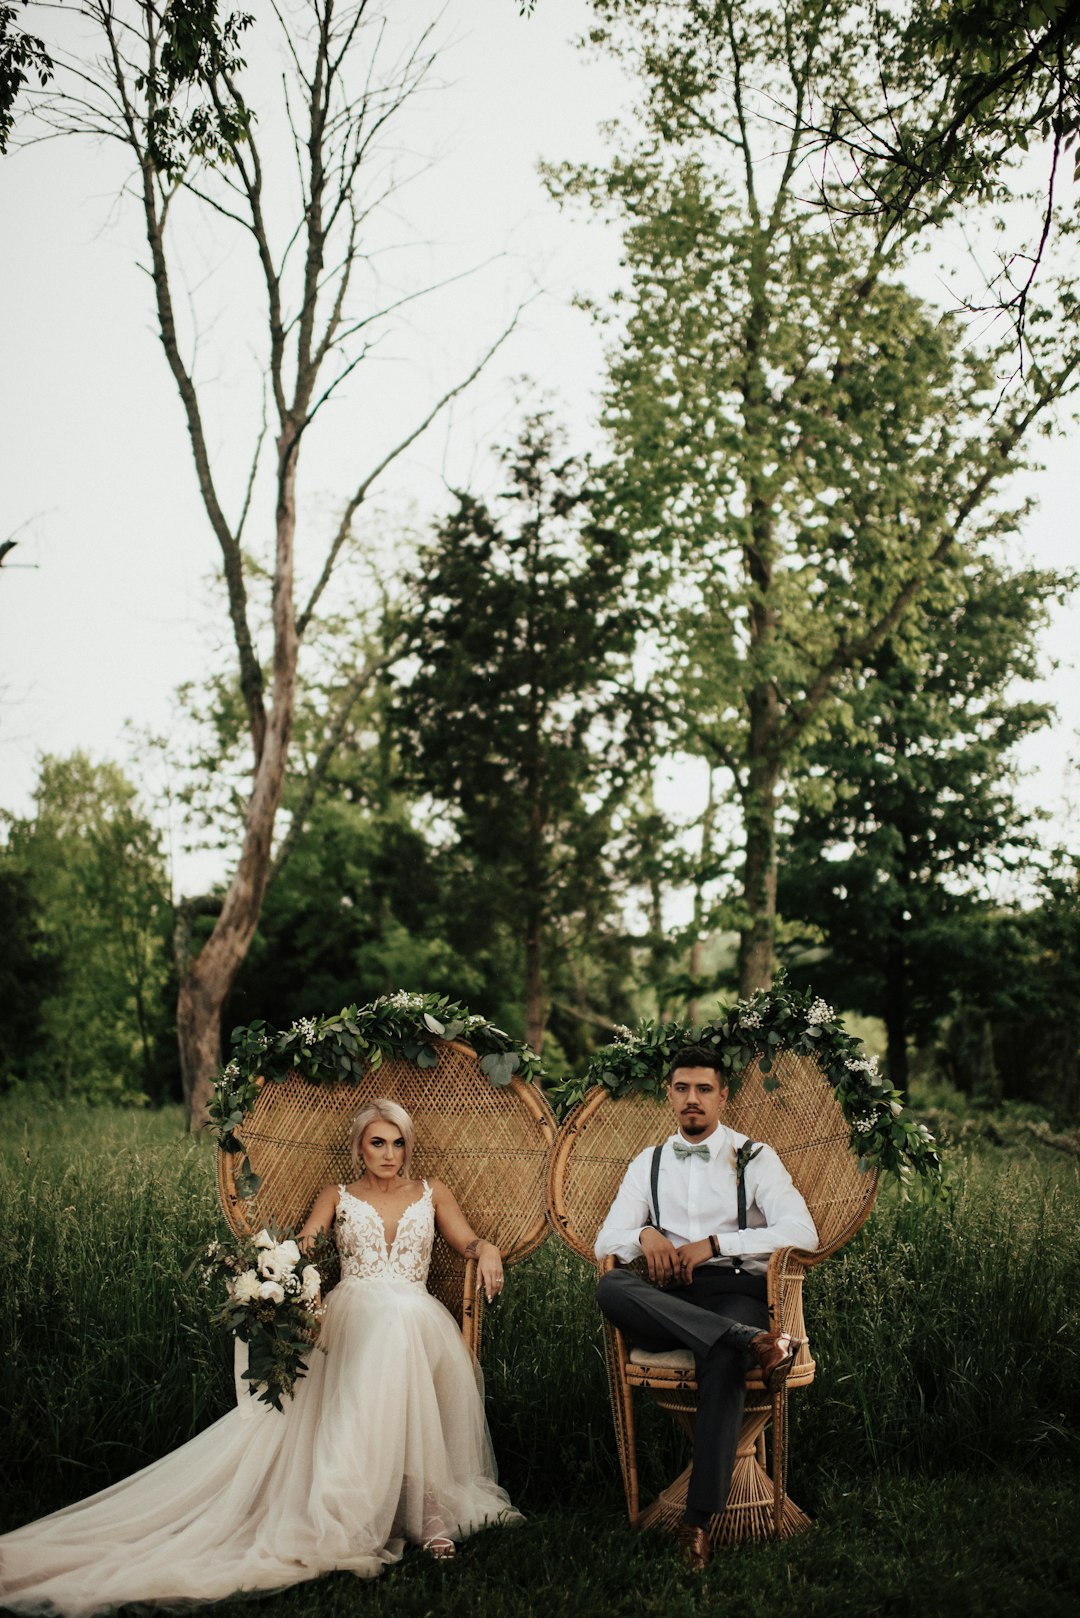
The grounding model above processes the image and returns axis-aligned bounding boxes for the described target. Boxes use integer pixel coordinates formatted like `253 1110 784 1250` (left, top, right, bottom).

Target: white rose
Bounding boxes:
276 1240 301 1270
299 1265 321 1304
258 1280 285 1304
231 1269 261 1303
253 1229 275 1249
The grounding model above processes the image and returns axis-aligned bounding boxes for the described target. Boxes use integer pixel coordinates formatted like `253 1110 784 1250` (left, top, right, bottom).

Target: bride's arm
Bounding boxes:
298 1184 339 1250
430 1180 504 1302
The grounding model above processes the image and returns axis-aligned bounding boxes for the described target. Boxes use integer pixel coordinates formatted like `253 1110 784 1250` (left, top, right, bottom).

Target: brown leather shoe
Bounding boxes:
748 1330 800 1393
674 1522 712 1570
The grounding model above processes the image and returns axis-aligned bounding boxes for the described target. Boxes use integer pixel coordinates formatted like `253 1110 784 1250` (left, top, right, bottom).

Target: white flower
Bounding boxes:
613 1024 634 1043
855 1119 875 1135
231 1269 261 1303
258 1280 285 1304
739 1009 763 1030
299 1265 321 1304
258 1240 302 1282
291 1016 317 1045
379 989 426 1010
806 998 834 1026
222 1060 240 1081
253 1229 275 1249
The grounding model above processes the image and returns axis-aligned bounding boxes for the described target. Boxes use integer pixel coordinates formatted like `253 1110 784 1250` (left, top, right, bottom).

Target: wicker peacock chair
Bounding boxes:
546 1049 879 1545
218 1038 556 1354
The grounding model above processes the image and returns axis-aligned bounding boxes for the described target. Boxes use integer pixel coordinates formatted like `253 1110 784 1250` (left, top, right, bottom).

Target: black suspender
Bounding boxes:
647 1139 756 1233
649 1144 663 1229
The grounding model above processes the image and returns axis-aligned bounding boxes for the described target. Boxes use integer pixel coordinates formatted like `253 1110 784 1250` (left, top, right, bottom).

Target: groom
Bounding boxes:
594 1045 818 1569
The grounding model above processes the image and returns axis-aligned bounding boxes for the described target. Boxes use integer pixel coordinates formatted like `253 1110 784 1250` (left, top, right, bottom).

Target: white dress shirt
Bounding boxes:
594 1124 818 1276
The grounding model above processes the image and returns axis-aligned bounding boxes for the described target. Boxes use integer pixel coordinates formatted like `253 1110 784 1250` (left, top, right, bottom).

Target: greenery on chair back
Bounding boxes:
549 977 943 1189
209 991 549 1158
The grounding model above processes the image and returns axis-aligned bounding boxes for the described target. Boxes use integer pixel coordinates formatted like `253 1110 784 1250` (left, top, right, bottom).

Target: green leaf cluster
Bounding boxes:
209 991 549 1152
548 975 944 1190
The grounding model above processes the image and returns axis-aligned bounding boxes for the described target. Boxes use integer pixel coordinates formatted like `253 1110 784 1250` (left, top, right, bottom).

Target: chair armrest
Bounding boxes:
766 1245 816 1336
460 1255 483 1354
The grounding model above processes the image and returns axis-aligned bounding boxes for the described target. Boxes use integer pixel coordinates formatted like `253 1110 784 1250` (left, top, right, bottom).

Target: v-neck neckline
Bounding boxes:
339 1183 427 1255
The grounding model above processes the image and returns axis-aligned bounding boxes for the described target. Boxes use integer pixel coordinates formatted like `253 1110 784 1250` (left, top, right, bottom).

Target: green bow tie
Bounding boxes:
672 1140 710 1161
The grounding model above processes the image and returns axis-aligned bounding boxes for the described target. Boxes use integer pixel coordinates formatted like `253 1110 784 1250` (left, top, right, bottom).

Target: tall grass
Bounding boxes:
2 1098 1078 1535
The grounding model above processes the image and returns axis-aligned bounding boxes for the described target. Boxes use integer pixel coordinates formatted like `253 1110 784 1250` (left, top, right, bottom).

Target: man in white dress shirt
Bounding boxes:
595 1045 818 1568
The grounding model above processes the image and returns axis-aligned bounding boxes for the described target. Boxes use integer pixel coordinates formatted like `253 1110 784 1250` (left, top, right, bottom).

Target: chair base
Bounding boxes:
634 1397 812 1546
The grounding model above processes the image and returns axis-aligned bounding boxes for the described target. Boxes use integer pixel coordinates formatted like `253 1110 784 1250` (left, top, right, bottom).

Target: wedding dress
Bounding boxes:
0 1181 520 1615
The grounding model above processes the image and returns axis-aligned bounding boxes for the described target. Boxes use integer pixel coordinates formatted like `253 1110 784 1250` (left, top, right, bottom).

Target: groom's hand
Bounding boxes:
639 1227 680 1285
674 1239 715 1285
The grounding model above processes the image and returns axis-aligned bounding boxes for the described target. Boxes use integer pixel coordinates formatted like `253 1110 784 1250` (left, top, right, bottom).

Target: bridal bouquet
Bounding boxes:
198 1228 323 1411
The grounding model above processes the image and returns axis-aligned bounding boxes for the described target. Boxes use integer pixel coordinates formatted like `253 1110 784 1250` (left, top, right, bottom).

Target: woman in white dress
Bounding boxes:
0 1099 521 1615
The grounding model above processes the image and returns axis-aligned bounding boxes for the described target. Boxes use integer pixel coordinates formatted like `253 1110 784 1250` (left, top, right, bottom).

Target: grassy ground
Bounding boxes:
1 1097 1078 1615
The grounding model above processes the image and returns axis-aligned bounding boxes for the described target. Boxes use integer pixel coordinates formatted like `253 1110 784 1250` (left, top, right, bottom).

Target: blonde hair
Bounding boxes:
348 1098 416 1178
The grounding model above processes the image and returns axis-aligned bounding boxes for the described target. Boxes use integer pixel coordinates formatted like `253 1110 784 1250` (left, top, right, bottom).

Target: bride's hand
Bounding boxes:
475 1242 504 1304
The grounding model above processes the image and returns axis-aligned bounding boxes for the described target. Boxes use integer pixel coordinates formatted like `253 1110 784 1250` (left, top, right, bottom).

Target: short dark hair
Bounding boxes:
667 1045 725 1084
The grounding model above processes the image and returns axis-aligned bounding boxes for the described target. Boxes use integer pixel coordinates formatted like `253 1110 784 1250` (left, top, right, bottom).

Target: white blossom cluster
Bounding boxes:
380 991 427 1011
612 1024 635 1043
806 998 834 1026
229 1230 320 1309
845 1054 880 1077
291 1017 318 1045
738 1009 763 1030
222 1060 241 1081
854 1118 876 1135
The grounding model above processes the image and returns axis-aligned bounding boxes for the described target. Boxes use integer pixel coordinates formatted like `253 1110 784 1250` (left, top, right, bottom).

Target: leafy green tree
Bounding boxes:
3 754 176 1103
0 2 51 153
560 0 1079 998
0 857 59 1082
778 556 1066 1093
816 2 1080 266
393 417 652 1052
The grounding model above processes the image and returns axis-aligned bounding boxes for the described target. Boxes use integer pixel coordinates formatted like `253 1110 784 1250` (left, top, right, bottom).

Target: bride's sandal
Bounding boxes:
422 1534 456 1560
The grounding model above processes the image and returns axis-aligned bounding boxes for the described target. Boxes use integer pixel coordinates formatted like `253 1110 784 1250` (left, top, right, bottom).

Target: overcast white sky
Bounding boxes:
1 0 1077 895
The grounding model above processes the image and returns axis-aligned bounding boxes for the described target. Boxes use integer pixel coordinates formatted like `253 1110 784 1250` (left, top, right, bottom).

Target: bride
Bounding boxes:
0 1099 521 1614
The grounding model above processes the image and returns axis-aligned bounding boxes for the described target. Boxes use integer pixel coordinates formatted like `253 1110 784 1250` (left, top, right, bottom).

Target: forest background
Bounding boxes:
2 0 1079 1138
3 9 1080 1615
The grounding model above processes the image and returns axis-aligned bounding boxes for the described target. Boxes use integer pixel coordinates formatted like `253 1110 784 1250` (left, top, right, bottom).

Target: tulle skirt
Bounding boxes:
0 1276 520 1615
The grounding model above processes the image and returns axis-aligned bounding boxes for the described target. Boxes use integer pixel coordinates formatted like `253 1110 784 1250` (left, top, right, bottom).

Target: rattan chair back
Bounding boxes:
218 1039 556 1328
547 1048 877 1264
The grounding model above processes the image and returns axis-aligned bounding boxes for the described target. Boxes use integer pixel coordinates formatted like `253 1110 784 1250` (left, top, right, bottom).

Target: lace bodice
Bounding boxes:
334 1181 434 1285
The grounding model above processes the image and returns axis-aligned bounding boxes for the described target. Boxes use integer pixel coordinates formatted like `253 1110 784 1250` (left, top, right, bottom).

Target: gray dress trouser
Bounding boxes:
595 1265 769 1517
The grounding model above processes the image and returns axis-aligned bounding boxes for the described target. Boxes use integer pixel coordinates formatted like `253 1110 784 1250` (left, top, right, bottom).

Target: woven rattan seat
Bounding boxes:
217 1038 556 1353
546 1048 879 1544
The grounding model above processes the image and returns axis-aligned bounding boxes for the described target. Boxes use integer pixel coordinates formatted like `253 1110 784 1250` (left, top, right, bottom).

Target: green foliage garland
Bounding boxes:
210 991 547 1158
549 978 943 1190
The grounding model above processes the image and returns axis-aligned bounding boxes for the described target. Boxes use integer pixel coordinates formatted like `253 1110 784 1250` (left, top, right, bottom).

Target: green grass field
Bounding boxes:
2 1097 1078 1616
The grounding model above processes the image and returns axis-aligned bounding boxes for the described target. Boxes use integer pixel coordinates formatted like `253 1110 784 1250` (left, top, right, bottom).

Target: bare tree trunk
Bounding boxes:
737 744 780 998
524 907 545 1056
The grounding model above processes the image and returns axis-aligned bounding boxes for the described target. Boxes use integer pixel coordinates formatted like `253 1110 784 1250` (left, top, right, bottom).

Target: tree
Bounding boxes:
778 555 1066 1093
558 0 1079 998
0 2 51 153
37 2 516 1122
0 858 59 1084
2 753 175 1103
393 417 651 1052
814 0 1080 321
